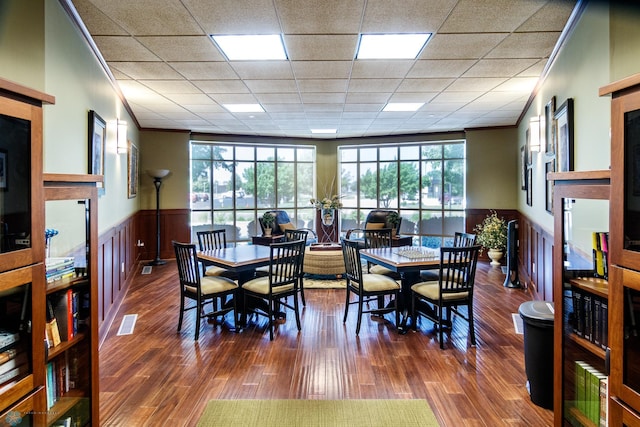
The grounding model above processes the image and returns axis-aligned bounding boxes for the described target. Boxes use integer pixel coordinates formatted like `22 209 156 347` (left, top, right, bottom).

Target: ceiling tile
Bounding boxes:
298 79 349 92
420 33 508 60
192 80 250 94
169 62 238 80
182 0 281 33
244 79 298 93
408 60 476 78
93 36 158 61
361 0 458 32
439 0 546 33
348 79 402 93
275 0 366 34
140 80 201 94
486 32 562 58
291 61 353 79
396 78 455 92
285 35 357 61
462 58 539 78
137 36 225 61
109 61 184 79
230 62 294 80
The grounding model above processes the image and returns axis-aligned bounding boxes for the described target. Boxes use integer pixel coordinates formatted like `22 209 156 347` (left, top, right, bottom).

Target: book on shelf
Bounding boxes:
0 351 27 376
592 231 609 279
49 289 74 342
0 362 28 387
570 287 609 350
574 361 608 426
0 329 20 351
46 257 76 284
0 347 19 365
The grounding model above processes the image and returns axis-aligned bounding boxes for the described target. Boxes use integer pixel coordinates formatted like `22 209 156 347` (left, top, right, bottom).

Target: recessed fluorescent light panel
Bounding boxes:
211 34 287 60
311 129 337 134
356 33 431 59
223 104 265 113
382 103 424 112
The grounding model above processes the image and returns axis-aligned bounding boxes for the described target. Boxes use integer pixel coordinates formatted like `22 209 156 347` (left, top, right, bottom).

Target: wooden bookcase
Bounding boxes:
43 175 100 426
550 170 610 426
600 73 640 426
0 79 99 426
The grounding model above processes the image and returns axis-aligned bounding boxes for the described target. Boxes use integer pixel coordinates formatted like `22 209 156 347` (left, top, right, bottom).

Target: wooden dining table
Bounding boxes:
359 245 440 332
198 244 275 325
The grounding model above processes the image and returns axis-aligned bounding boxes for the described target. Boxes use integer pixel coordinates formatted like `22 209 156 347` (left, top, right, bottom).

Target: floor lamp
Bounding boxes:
147 169 170 266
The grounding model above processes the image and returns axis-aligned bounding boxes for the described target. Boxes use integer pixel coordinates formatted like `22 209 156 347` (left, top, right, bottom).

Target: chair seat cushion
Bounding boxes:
204 265 232 277
242 276 295 295
369 264 399 277
360 274 400 292
411 281 468 301
187 276 237 296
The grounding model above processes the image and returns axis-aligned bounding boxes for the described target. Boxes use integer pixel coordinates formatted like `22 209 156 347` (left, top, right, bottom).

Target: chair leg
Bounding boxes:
293 293 301 331
178 295 185 333
394 292 400 331
300 278 306 306
268 297 274 341
356 294 364 335
232 293 238 332
411 293 418 331
194 297 201 341
438 306 444 349
343 286 351 323
468 303 476 346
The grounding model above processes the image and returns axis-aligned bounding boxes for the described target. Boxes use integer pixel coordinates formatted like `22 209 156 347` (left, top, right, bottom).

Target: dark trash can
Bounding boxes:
519 300 554 410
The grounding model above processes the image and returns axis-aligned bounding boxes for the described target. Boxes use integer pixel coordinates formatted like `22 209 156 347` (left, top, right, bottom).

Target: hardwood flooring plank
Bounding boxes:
99 261 553 426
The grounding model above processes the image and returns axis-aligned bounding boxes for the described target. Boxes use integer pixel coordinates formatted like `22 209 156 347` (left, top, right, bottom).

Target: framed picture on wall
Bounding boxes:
127 141 139 198
554 98 574 172
545 96 556 155
545 161 555 213
88 110 106 192
521 146 527 191
526 168 533 206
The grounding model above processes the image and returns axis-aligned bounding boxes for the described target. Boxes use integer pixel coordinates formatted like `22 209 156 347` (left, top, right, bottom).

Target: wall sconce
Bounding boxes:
117 119 128 154
529 116 541 152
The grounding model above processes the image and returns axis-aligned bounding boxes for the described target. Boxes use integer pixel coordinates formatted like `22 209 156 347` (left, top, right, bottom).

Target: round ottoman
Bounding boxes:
303 247 345 277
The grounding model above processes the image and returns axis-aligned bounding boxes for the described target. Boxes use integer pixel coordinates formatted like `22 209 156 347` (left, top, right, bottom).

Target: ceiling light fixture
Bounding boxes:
223 104 265 113
382 103 424 112
211 34 287 60
356 33 431 59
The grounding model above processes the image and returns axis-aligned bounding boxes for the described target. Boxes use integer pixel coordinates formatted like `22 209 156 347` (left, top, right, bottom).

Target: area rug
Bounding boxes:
197 399 440 427
303 275 346 289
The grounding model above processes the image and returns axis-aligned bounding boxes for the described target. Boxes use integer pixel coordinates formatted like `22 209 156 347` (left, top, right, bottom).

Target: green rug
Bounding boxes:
197 399 440 427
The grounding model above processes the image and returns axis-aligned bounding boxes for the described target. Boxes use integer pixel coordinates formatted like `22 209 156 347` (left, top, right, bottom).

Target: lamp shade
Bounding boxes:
147 169 170 179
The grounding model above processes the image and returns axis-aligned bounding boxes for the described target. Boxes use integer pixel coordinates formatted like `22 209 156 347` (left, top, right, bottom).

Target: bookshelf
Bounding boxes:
43 176 99 427
550 170 610 426
0 79 51 426
601 73 640 425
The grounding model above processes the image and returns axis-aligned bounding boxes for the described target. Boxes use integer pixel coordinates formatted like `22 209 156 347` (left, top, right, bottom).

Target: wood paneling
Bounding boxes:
136 209 190 261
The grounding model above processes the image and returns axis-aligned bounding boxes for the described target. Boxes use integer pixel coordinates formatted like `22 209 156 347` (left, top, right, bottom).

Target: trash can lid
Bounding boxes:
518 301 554 323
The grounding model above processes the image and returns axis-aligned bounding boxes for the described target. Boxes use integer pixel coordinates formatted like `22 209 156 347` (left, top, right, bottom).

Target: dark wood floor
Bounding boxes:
99 261 553 426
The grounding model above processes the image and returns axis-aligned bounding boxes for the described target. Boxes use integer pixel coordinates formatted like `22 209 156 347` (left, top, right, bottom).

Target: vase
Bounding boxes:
321 208 335 226
264 227 272 237
487 248 503 267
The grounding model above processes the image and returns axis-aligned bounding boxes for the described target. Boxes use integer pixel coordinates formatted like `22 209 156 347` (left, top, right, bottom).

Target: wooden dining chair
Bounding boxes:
420 231 476 281
411 244 481 349
363 228 400 278
196 229 238 280
284 229 309 306
173 241 239 340
341 238 401 335
241 239 306 340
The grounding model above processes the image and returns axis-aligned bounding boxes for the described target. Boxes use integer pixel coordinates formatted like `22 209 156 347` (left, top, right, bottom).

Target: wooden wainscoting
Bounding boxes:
97 209 190 346
466 209 553 302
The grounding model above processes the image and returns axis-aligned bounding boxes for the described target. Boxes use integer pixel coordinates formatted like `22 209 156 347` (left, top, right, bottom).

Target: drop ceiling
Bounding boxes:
68 0 578 139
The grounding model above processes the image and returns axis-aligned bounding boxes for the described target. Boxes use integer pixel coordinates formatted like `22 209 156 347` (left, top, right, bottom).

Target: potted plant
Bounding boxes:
386 212 401 237
262 212 275 237
473 211 508 267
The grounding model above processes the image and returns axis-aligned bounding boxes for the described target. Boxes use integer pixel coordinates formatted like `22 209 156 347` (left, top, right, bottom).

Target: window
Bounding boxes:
339 140 466 247
190 142 316 243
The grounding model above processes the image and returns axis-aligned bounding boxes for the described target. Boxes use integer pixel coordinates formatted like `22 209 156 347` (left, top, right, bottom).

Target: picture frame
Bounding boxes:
545 161 555 213
127 141 139 199
554 98 574 172
521 146 527 191
526 168 533 206
525 127 532 167
0 149 7 190
88 110 106 191
544 96 556 155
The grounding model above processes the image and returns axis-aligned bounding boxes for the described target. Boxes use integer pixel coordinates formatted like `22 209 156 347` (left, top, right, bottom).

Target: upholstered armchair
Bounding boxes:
344 209 403 244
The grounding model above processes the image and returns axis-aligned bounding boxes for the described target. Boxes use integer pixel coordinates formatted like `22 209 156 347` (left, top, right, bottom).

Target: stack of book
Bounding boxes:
0 329 27 388
571 285 609 350
46 257 75 284
573 361 608 426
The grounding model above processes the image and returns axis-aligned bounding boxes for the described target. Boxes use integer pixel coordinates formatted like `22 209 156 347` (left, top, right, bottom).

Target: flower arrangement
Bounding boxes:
474 211 507 251
310 195 343 210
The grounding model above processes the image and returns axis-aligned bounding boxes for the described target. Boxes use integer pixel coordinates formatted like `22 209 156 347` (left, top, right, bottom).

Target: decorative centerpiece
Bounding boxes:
262 212 275 236
474 211 508 267
310 194 343 226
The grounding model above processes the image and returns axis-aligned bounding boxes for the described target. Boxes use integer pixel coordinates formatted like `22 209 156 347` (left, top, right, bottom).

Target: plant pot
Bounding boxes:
488 248 503 267
264 227 272 237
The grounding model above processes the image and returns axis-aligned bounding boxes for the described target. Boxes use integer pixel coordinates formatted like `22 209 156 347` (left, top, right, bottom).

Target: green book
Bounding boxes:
575 361 589 418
